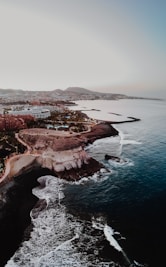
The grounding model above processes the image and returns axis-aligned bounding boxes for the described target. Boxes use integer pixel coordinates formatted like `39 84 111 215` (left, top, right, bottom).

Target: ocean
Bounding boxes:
6 99 166 267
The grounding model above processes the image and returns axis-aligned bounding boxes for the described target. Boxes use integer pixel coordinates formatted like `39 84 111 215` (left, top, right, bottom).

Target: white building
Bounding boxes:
9 107 51 119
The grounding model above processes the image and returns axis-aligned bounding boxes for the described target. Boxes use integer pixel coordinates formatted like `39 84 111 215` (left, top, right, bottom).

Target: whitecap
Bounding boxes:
92 136 120 146
103 224 122 252
118 128 142 145
113 126 142 157
73 169 111 185
92 217 124 252
92 216 106 231
6 175 143 267
120 139 142 145
87 136 121 162
5 176 121 267
133 260 148 267
91 217 133 266
107 158 134 168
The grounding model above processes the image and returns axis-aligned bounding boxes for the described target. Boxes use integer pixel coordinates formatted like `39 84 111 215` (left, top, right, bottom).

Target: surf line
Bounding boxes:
92 218 133 267
35 233 79 266
104 224 132 266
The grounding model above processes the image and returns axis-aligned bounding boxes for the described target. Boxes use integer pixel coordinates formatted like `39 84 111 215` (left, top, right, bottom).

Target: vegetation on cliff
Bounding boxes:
0 132 26 175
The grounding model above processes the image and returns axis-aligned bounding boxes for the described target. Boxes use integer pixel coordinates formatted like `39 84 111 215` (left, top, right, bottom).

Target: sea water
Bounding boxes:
6 99 166 267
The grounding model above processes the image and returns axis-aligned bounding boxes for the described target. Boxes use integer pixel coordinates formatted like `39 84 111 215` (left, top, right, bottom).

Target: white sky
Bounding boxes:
0 0 166 97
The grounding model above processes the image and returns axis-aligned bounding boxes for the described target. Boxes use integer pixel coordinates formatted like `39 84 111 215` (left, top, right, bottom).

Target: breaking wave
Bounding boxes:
73 168 111 185
120 140 142 145
87 136 121 163
118 128 141 150
5 125 144 267
107 158 134 168
5 176 127 267
5 175 147 267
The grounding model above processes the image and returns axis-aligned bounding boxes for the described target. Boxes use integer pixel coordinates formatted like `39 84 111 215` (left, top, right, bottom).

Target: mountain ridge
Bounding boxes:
0 87 162 102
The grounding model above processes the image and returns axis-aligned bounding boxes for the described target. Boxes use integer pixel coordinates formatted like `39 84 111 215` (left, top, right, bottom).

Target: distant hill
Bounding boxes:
64 87 131 99
65 87 95 94
0 87 161 103
0 88 23 94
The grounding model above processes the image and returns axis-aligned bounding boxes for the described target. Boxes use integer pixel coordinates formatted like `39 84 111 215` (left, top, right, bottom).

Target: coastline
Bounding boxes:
0 168 53 267
0 121 118 266
0 122 118 186
0 110 142 266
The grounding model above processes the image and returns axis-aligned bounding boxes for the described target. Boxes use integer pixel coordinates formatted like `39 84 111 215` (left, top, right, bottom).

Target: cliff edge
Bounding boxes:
0 123 118 184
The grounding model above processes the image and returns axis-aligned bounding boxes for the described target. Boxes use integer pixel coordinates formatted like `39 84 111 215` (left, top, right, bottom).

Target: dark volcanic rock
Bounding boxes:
82 122 118 144
57 158 104 181
0 122 119 265
0 168 53 267
105 154 121 162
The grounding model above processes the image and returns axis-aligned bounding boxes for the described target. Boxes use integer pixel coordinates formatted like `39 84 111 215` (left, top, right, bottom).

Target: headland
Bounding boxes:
0 122 118 185
0 95 142 266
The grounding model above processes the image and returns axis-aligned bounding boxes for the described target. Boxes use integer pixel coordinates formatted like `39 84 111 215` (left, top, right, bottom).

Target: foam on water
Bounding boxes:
69 99 165 267
87 135 121 163
120 140 142 145
92 217 123 252
68 169 111 186
5 175 124 267
103 225 122 252
103 225 132 267
133 260 147 267
91 217 137 267
92 136 120 146
113 126 142 157
5 175 147 267
107 158 134 168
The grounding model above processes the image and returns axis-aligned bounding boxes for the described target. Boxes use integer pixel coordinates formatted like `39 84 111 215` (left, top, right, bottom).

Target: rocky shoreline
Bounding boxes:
0 168 53 267
0 112 143 266
0 122 118 185
0 122 119 266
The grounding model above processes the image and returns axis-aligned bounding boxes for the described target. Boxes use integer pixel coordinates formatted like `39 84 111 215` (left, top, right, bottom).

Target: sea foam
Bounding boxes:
103 225 122 252
92 217 122 252
5 176 121 267
120 140 142 145
107 158 134 168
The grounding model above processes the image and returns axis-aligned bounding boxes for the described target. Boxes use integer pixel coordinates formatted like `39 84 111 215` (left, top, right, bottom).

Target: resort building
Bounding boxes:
8 107 51 119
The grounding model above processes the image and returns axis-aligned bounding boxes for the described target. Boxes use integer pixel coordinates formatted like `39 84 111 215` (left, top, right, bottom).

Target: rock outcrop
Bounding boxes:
0 123 118 184
105 154 122 162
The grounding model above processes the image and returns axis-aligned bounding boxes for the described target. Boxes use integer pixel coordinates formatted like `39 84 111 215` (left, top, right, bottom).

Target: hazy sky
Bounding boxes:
0 0 166 97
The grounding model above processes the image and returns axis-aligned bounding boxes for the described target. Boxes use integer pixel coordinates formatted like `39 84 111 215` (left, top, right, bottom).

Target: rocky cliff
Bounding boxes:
0 123 118 184
2 146 101 182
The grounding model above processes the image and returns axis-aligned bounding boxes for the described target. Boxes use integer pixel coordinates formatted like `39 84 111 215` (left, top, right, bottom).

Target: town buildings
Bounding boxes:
8 107 51 119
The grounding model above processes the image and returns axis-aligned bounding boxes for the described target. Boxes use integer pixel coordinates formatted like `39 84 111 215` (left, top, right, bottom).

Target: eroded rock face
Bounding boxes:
2 146 100 182
40 146 90 173
40 147 102 180
1 123 118 183
82 122 118 143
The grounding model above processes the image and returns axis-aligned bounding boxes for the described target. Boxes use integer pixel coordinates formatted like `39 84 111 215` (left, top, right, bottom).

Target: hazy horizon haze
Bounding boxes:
0 0 166 98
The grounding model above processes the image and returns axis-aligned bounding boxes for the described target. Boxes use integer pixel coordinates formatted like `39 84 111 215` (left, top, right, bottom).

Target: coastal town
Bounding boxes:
0 1 164 266
0 88 152 267
0 90 121 265
0 87 144 185
0 103 95 180
0 88 122 186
